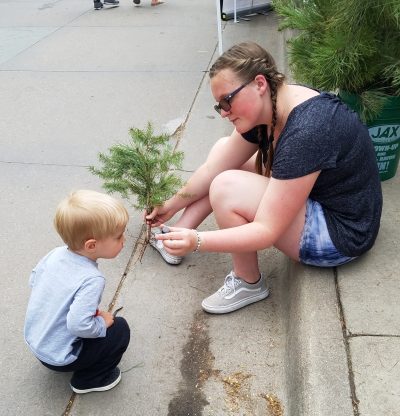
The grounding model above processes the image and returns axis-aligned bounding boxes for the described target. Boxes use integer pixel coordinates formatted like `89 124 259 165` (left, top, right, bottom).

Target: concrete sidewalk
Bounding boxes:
0 0 398 415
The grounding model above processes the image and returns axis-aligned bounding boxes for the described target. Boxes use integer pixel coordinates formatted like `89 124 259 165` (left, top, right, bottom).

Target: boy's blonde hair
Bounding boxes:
54 190 129 251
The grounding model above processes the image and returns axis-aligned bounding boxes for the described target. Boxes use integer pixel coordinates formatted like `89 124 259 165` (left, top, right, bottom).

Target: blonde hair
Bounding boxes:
54 190 129 251
209 41 285 177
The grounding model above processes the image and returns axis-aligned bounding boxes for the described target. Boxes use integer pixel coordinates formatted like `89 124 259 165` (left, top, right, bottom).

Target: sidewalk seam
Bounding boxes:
348 333 400 338
62 393 76 416
171 43 219 148
107 226 148 311
334 267 360 416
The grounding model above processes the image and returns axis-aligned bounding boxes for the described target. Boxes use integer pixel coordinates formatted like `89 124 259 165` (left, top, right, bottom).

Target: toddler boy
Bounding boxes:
24 190 130 394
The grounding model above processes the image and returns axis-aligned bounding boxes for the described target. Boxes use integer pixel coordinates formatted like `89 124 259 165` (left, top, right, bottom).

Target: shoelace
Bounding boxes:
219 272 241 296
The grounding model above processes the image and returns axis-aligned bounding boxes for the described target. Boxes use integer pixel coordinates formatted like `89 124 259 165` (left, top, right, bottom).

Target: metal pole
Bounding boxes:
216 0 223 55
234 0 238 23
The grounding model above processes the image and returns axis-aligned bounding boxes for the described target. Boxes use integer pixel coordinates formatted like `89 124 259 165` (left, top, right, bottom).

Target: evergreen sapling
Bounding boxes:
89 122 184 241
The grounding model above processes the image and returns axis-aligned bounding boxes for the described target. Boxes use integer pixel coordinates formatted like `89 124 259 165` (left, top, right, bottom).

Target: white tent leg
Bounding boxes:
216 0 223 55
234 0 238 22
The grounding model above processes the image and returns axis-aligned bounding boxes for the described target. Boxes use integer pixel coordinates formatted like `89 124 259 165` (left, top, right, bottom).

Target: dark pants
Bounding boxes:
41 317 130 389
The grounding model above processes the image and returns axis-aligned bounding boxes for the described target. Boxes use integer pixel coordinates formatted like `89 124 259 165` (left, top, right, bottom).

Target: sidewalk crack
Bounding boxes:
61 393 76 416
334 267 360 416
349 333 400 338
107 226 148 312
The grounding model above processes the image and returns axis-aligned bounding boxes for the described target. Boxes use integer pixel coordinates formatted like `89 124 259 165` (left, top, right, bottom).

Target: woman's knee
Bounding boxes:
209 170 238 207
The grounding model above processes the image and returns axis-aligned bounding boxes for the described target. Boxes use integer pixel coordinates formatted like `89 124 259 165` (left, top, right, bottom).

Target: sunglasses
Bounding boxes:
214 80 252 114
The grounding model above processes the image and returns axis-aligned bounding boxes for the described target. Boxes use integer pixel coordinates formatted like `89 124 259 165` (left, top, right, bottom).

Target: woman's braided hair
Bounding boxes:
209 42 285 177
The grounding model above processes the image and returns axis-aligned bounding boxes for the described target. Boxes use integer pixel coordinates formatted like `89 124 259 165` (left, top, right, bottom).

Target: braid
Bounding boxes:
265 83 278 177
254 84 277 177
255 128 264 175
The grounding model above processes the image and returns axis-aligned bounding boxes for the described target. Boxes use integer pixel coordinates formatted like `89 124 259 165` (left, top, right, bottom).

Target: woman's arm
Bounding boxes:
204 171 320 251
147 129 258 225
157 171 320 254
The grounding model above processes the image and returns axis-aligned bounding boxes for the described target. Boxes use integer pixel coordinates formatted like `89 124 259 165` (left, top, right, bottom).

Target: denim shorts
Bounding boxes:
299 199 356 267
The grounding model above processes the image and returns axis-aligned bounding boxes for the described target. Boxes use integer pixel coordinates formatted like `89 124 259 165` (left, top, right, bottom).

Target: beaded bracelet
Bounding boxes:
192 229 202 253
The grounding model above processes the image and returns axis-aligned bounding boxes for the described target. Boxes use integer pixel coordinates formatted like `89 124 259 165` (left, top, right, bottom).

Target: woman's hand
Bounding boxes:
145 205 176 228
155 226 199 256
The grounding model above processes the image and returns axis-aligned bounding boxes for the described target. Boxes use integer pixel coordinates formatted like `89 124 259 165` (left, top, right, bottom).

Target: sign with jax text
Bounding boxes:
369 124 400 179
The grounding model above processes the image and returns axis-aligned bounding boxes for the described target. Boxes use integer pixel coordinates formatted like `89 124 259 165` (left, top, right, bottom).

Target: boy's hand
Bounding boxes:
96 310 114 328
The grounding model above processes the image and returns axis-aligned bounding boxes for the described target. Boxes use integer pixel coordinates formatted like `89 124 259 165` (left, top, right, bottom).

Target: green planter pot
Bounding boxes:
339 91 400 181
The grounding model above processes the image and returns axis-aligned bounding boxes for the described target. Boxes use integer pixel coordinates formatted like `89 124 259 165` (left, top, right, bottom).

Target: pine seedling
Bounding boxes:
89 122 184 241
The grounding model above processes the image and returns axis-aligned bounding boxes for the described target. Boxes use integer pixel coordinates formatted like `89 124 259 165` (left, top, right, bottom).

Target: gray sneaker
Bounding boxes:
201 271 269 314
149 231 183 265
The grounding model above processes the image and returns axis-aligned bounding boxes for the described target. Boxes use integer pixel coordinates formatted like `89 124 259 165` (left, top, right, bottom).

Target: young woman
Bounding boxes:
146 41 382 314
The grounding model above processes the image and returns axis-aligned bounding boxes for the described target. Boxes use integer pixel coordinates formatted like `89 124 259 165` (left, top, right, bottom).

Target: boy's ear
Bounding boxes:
84 239 97 252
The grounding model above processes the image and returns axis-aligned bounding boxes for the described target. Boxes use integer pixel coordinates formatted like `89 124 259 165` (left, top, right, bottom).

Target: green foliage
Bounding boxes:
89 122 184 215
273 0 400 121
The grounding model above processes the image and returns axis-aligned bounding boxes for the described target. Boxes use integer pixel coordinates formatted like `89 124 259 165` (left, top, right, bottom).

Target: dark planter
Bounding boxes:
339 91 400 181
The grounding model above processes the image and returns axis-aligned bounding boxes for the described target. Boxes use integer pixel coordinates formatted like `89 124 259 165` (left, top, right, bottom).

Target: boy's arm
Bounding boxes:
67 276 108 338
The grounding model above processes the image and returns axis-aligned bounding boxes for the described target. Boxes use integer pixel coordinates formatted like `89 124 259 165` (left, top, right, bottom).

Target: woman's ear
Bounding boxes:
254 74 269 95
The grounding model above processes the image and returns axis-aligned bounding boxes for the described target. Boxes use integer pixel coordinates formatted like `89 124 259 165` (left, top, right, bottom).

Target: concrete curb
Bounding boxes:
280 22 354 416
283 261 354 416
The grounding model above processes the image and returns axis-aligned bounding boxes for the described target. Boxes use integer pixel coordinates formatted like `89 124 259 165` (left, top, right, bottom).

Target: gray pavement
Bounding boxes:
0 1 398 415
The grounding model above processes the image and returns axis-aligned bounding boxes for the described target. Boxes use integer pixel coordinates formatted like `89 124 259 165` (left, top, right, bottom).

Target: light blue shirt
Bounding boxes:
24 246 107 366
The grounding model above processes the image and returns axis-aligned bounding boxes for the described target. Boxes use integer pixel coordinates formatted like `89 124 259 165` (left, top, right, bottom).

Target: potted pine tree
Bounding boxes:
273 0 400 180
89 122 184 241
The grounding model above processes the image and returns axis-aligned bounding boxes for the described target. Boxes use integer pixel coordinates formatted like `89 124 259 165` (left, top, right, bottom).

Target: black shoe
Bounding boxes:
94 0 103 9
70 367 121 394
133 0 141 4
104 0 120 5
